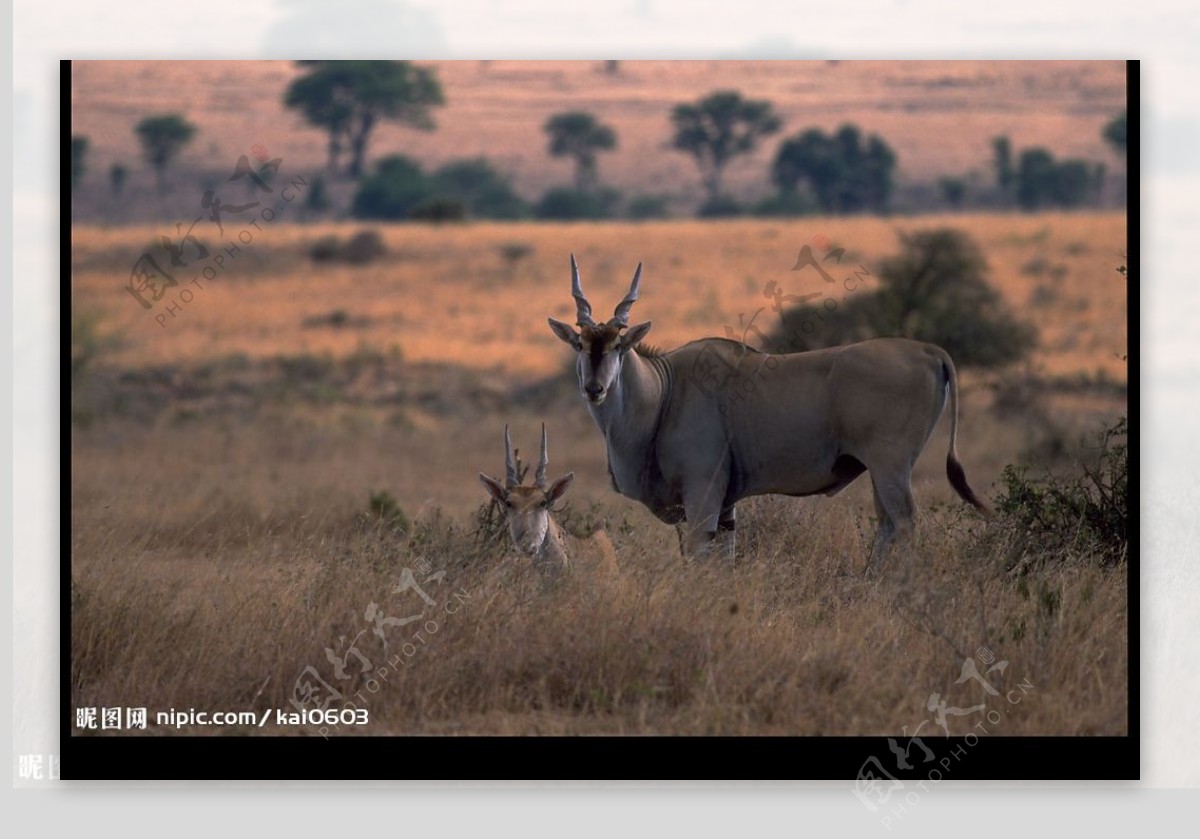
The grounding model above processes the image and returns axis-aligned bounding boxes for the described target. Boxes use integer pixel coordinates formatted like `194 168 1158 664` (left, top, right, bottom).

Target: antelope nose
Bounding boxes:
585 383 604 399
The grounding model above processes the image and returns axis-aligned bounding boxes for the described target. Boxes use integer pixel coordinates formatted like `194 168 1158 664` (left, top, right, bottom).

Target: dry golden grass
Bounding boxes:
70 215 1127 737
70 407 1126 736
72 213 1126 379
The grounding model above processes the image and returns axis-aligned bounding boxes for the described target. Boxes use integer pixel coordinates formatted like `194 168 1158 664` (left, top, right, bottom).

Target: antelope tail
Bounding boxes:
941 354 991 516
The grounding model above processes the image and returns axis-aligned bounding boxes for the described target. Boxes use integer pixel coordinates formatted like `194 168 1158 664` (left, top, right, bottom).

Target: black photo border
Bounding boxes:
61 58 1140 782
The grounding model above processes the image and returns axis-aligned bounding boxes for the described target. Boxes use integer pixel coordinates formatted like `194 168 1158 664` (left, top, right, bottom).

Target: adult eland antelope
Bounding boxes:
547 255 989 569
479 424 617 577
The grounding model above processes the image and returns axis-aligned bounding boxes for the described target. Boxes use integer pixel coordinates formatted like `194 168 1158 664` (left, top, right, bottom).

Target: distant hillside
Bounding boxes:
69 60 1126 221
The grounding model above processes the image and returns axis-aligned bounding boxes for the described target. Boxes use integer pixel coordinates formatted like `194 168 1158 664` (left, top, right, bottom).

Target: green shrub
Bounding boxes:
351 155 435 220
938 176 967 209
277 352 336 385
493 241 534 282
410 199 467 222
366 490 411 534
994 416 1128 566
771 125 896 214
697 193 742 218
72 308 109 379
626 194 673 220
1016 148 1103 210
354 156 526 221
109 163 129 197
303 174 331 214
431 159 528 220
308 230 386 264
498 241 534 264
769 228 1036 368
308 235 341 262
341 231 386 263
749 191 815 217
301 309 351 329
1103 111 1127 157
72 136 90 189
535 187 620 220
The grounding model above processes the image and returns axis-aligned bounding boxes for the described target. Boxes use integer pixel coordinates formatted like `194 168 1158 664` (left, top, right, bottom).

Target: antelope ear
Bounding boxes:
548 318 582 350
478 473 507 504
620 321 652 351
546 472 575 504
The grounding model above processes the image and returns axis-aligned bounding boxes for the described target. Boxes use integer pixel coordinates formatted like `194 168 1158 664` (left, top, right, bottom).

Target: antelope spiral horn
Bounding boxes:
535 423 549 489
611 262 642 327
503 424 519 488
570 253 596 327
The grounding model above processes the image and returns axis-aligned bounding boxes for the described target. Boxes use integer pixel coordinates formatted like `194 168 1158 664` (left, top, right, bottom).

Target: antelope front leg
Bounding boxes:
680 483 725 563
716 505 737 562
682 522 718 561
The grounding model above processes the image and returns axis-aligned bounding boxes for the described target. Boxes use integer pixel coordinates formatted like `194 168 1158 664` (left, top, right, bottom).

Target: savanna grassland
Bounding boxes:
70 213 1128 736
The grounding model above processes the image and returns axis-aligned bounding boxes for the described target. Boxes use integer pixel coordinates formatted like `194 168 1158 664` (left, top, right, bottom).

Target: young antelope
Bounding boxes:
478 424 616 577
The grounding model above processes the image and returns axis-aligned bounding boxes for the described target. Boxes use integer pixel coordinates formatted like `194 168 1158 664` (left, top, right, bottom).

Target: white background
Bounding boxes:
8 0 1198 836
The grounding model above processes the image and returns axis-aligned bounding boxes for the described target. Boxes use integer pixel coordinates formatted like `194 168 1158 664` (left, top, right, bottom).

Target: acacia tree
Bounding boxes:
670 90 781 201
1015 147 1056 210
109 163 128 198
1015 148 1097 210
543 111 617 191
1103 111 1127 157
771 124 896 213
992 135 1015 205
134 115 196 195
71 135 89 190
285 61 444 178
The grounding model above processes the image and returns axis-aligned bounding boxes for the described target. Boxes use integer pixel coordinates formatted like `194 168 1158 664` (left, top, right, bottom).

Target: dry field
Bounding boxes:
69 214 1128 736
72 213 1126 379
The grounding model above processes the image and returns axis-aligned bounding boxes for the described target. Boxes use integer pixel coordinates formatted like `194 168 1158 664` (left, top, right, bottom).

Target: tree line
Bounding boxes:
70 61 1127 221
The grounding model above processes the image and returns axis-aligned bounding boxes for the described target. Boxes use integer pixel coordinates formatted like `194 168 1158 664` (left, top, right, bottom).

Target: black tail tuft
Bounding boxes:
947 453 992 517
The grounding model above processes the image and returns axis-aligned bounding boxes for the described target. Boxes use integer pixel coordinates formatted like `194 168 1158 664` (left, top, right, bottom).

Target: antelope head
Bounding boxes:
548 254 652 406
479 424 574 558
